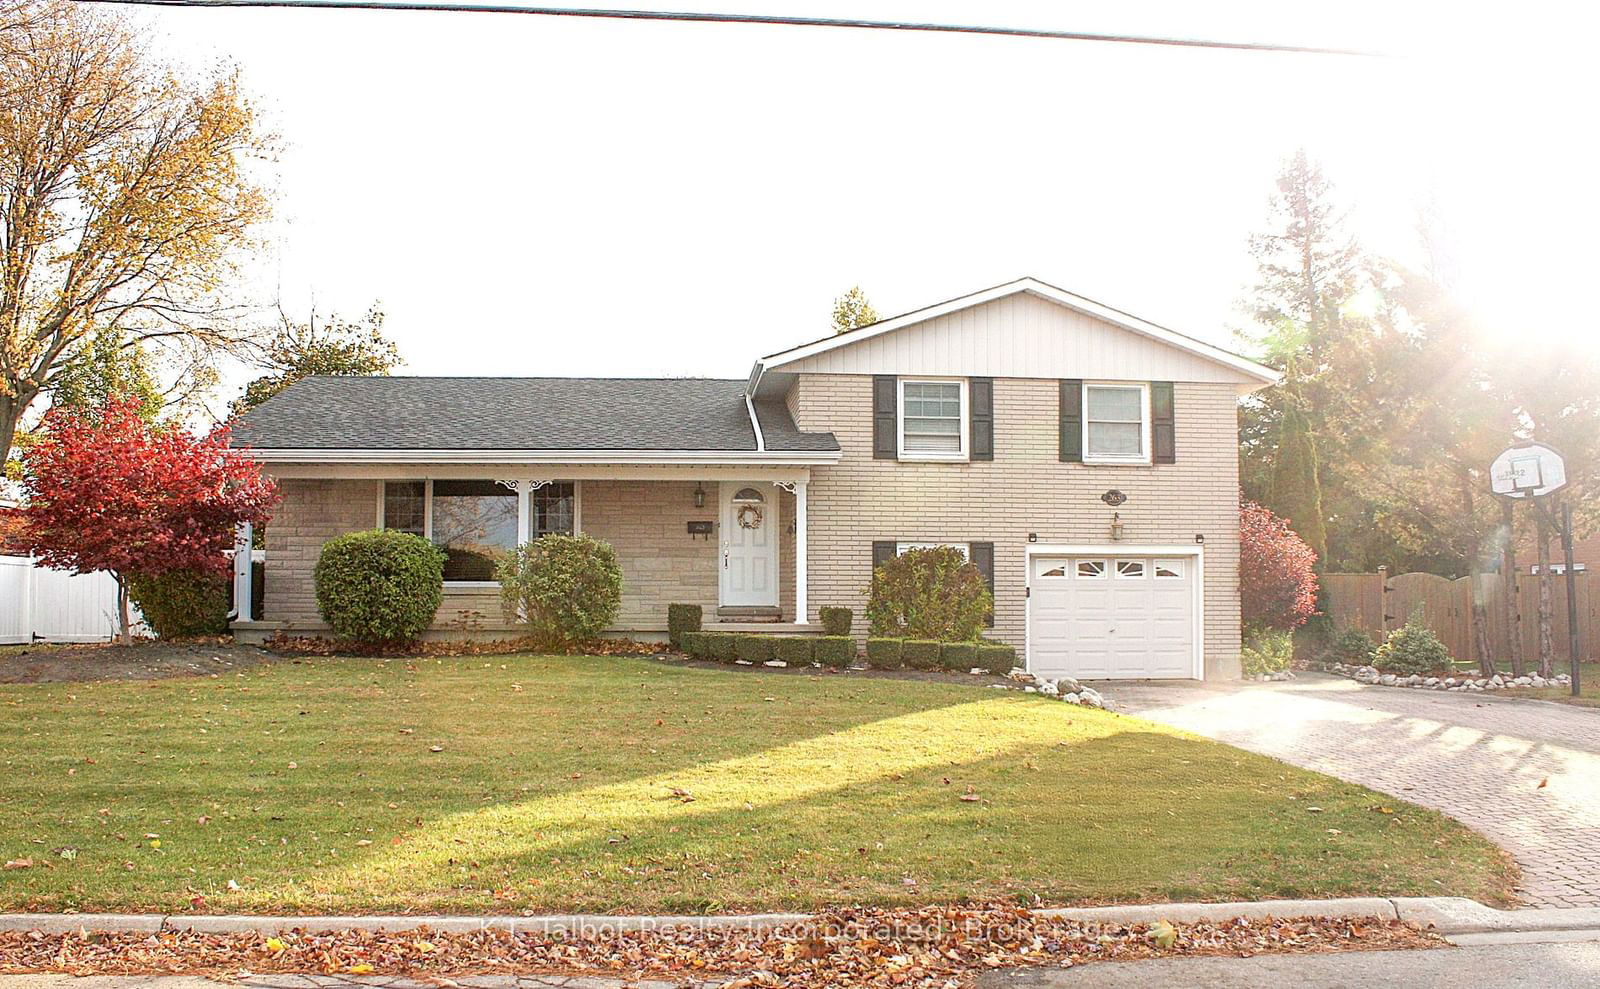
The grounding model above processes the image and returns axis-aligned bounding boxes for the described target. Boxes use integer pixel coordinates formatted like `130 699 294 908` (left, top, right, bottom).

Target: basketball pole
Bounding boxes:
1562 501 1582 697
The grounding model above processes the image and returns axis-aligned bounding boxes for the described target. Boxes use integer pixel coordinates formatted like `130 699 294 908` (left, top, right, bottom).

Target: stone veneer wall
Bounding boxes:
790 375 1244 679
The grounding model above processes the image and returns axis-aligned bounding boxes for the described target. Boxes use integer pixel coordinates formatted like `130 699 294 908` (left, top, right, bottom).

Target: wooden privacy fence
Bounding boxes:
1322 570 1597 666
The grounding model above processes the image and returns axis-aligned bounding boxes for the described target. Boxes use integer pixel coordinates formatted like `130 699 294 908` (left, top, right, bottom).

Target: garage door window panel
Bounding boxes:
1115 559 1146 578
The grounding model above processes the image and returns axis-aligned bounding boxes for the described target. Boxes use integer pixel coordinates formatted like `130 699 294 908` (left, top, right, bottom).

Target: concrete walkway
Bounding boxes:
1108 673 1600 908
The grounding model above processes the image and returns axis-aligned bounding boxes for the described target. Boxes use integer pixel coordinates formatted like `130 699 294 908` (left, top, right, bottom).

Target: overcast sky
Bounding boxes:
121 0 1599 391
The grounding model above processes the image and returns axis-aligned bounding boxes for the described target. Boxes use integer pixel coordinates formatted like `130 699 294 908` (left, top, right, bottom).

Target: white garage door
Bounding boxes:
1027 554 1198 680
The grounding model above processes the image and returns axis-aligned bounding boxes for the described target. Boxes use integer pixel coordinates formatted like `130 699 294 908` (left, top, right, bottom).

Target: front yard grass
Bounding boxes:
0 655 1516 914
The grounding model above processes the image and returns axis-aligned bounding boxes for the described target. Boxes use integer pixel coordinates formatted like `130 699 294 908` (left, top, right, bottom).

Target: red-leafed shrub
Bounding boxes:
21 399 277 641
1240 500 1318 633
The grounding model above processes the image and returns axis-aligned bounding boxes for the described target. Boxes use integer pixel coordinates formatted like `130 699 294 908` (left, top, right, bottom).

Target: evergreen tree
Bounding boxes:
1267 380 1327 563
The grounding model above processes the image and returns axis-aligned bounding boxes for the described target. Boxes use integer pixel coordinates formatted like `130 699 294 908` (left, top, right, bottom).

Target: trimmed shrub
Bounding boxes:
866 546 991 641
940 641 979 672
707 632 738 662
496 533 623 649
1373 612 1451 675
865 637 903 669
814 636 855 669
1329 626 1377 666
127 568 231 639
819 606 853 637
1241 628 1293 677
314 529 445 646
735 633 773 663
976 642 1016 676
774 636 814 666
902 639 942 671
667 603 702 649
679 630 708 658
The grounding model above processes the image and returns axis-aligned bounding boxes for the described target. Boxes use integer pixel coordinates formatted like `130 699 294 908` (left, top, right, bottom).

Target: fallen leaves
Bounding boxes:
0 906 1441 986
2 859 32 870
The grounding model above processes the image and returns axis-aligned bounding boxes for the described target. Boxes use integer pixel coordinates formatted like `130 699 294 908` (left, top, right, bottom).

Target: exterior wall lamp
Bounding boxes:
693 483 706 508
1110 512 1124 541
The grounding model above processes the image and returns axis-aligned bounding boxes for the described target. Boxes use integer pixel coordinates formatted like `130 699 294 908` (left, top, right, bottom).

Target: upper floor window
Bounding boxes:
899 379 967 460
1084 383 1149 463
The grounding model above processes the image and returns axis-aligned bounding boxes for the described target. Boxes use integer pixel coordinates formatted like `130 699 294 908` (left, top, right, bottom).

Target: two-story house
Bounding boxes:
232 277 1279 680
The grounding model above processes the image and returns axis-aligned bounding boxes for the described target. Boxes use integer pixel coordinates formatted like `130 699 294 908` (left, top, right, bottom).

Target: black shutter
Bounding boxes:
969 377 994 461
872 540 897 574
970 541 995 628
872 375 897 460
1152 381 1175 464
1059 379 1083 462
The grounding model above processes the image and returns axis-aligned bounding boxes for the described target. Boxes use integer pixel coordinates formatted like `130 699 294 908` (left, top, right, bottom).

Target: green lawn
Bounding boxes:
0 656 1515 914
1505 661 1599 708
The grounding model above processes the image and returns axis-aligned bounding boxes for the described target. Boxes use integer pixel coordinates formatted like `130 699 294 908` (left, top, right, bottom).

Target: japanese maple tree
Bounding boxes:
1240 499 1319 632
21 399 277 642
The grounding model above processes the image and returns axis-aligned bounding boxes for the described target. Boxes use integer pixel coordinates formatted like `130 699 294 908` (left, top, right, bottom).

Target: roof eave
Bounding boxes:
236 447 843 466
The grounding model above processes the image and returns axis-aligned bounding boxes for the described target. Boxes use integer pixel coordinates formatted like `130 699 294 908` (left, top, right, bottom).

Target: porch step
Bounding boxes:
715 606 783 622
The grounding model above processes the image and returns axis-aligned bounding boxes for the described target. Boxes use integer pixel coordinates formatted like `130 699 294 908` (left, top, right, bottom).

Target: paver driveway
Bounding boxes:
1107 673 1600 908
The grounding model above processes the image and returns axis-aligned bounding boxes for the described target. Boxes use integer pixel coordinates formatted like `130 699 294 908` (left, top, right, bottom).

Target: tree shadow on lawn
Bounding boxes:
0 657 1515 914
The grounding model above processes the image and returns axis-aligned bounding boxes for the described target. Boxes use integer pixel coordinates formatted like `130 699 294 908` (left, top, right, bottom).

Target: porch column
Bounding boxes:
794 479 808 624
231 522 254 623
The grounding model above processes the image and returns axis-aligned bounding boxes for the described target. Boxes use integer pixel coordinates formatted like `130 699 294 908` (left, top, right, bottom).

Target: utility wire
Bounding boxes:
70 1 1379 56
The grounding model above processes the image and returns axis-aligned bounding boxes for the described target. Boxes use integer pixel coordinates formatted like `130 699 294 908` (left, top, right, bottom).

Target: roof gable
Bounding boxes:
756 277 1280 387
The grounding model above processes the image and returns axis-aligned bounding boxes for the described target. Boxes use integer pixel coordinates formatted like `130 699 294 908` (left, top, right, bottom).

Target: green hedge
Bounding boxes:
819 606 853 636
314 529 444 647
735 633 773 663
902 639 941 670
127 569 231 639
815 636 855 669
940 641 980 672
707 632 738 662
495 534 623 649
667 603 702 649
976 642 1016 676
865 638 902 669
679 630 709 658
774 636 814 665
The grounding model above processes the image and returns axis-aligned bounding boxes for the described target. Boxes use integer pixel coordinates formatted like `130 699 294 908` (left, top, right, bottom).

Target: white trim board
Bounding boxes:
1023 543 1206 681
752 276 1280 387
244 448 840 466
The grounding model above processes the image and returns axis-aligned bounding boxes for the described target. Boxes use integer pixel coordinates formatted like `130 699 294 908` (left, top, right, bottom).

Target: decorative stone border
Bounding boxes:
1001 670 1112 709
1325 662 1573 693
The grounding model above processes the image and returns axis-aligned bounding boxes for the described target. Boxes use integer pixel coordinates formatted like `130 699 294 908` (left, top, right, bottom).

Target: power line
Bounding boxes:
70 1 1379 56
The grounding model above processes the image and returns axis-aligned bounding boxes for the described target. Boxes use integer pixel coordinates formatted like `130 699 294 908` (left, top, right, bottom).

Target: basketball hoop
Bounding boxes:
1489 443 1566 500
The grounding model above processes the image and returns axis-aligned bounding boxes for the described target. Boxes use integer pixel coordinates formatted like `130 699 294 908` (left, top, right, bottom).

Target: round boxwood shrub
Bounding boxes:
774 636 814 665
315 529 445 647
127 568 231 638
496 533 623 650
818 606 853 637
1373 612 1452 675
814 636 855 669
1329 626 1377 666
865 638 902 669
866 546 991 641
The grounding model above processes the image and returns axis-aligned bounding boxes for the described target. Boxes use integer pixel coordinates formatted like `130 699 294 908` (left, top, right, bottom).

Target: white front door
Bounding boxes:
720 482 779 607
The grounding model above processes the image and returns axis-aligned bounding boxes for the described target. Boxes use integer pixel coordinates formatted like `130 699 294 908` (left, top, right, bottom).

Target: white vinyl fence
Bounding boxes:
0 555 145 644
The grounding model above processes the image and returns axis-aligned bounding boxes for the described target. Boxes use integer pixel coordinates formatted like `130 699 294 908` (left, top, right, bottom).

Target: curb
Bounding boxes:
1 897 1592 938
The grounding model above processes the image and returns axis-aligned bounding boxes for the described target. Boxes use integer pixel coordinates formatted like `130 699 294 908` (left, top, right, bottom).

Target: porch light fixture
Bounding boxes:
694 483 706 508
1110 512 1124 541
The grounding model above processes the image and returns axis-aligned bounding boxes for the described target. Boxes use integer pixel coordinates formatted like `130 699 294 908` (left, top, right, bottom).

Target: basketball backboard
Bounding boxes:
1490 443 1567 499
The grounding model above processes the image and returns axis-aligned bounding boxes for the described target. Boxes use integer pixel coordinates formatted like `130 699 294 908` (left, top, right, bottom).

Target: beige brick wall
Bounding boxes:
793 375 1243 678
262 478 787 633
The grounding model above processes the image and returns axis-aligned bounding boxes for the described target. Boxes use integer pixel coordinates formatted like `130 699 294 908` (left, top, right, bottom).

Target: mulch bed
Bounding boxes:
0 639 279 685
0 905 1440 985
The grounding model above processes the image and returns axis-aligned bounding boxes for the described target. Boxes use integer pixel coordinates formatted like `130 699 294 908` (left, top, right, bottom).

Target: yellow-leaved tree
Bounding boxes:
0 0 273 464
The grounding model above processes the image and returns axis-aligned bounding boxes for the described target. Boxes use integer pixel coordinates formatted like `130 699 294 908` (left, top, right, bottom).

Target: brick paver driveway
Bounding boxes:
1106 673 1600 908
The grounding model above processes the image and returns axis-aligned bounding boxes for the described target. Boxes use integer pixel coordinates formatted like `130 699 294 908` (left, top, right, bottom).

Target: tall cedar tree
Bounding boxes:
21 399 277 641
1268 389 1328 563
230 306 400 417
0 0 273 467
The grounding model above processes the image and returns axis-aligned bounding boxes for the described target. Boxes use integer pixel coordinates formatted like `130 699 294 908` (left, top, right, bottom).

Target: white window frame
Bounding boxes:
895 541 970 559
378 479 582 588
897 377 968 462
1082 381 1152 465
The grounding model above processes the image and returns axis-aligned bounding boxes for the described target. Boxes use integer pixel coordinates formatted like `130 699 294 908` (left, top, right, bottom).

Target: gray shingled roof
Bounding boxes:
230 376 838 453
